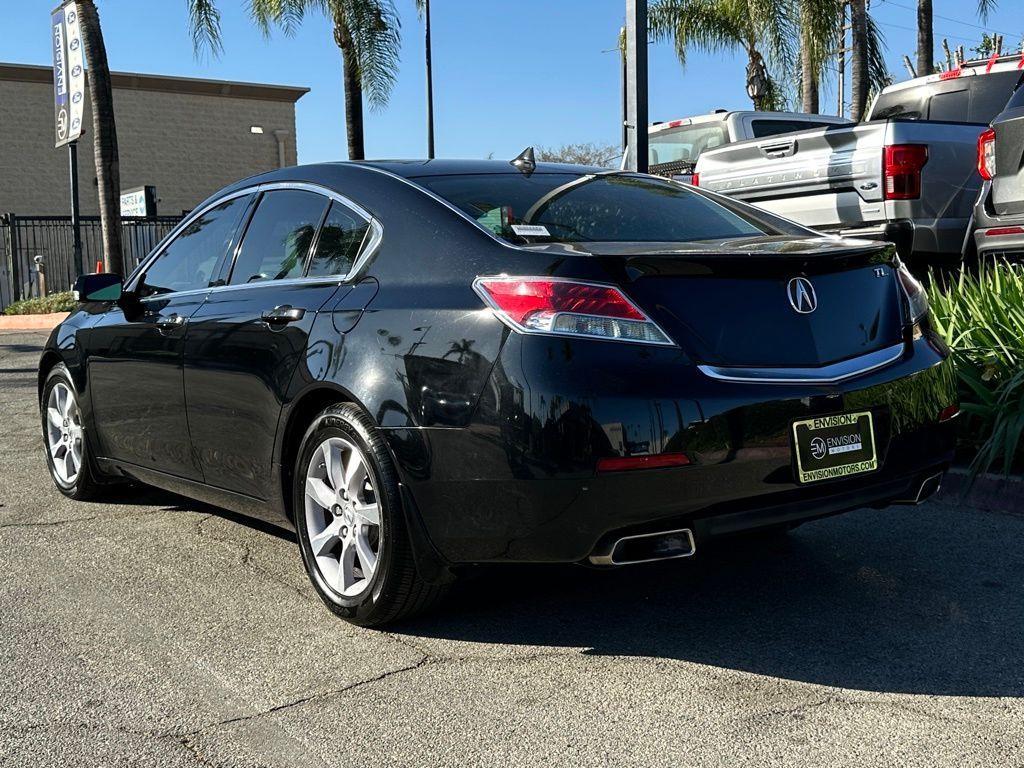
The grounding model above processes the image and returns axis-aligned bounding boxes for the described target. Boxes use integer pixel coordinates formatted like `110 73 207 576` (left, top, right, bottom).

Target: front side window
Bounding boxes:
307 202 371 278
139 194 251 296
228 190 329 285
417 173 767 244
648 123 728 166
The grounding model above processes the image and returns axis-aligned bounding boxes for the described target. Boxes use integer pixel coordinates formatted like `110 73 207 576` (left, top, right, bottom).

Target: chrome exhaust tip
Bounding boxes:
588 528 696 566
893 472 944 505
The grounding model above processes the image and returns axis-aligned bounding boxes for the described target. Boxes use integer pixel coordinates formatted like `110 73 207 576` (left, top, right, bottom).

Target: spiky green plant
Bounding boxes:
929 259 1024 477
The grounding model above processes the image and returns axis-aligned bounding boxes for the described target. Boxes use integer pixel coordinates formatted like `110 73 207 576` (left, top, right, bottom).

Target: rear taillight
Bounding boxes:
689 172 700 187
883 144 928 200
473 276 674 346
897 263 929 323
978 128 996 180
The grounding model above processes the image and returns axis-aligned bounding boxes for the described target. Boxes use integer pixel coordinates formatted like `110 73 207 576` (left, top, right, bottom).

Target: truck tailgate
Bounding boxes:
695 123 887 229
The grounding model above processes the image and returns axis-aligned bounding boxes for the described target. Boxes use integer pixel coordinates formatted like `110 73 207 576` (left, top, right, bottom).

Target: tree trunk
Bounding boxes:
849 0 868 121
333 13 364 161
800 25 819 113
917 0 934 76
77 0 123 275
745 48 773 111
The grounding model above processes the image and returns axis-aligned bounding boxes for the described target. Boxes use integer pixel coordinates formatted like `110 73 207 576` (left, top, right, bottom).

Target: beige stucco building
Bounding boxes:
0 63 308 216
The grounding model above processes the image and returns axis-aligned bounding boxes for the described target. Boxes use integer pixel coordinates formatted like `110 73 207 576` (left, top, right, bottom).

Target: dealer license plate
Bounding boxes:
792 411 878 484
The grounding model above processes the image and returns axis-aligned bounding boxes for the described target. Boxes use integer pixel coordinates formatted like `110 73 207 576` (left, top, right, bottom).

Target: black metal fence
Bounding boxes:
0 214 183 310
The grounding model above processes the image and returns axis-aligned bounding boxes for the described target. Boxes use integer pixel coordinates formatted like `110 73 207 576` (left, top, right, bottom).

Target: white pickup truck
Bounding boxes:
643 110 852 182
694 56 1024 264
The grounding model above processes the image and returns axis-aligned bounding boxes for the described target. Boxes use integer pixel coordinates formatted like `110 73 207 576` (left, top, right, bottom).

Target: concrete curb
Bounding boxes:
0 312 69 331
938 467 1024 515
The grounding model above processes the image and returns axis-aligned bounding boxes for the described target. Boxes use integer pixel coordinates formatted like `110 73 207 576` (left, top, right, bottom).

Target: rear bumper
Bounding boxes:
388 330 958 565
973 181 1024 260
827 218 966 261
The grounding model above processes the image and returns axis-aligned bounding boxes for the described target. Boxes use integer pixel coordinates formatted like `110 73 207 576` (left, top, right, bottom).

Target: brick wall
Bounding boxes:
0 74 301 217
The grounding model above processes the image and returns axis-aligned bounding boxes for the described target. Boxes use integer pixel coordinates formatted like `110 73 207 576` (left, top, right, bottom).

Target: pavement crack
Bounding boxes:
183 656 434 737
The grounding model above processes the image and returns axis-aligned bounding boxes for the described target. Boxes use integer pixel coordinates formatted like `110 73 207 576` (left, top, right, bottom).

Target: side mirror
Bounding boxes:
73 273 123 303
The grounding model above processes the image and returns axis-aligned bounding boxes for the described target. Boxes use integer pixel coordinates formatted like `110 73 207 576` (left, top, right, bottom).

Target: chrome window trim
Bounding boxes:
697 342 906 385
128 181 382 300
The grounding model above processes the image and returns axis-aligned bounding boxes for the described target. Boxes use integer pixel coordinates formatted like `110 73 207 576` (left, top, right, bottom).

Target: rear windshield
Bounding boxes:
416 172 769 244
868 69 1020 123
648 123 727 166
750 119 841 138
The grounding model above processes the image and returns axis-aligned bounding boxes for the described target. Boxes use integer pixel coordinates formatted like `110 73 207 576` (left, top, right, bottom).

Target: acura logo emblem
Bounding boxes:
787 277 817 314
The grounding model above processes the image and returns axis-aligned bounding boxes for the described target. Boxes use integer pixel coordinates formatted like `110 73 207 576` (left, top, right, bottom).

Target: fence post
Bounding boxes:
6 214 20 302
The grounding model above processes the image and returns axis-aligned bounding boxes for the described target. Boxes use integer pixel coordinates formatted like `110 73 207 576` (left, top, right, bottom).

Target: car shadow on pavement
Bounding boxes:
393 511 1024 698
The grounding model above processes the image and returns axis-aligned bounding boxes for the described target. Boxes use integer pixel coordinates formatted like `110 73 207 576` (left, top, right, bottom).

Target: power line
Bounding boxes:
875 0 1023 43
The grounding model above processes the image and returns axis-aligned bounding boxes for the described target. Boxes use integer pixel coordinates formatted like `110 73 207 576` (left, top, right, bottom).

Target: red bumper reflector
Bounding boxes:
597 453 692 473
984 226 1024 237
939 405 960 422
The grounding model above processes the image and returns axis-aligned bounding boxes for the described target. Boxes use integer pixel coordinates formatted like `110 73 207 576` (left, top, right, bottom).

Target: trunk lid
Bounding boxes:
556 237 905 367
992 104 1024 216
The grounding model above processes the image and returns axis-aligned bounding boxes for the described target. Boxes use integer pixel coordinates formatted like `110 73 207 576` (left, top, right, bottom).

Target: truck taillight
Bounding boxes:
690 173 700 187
978 128 996 180
883 144 928 200
473 276 674 346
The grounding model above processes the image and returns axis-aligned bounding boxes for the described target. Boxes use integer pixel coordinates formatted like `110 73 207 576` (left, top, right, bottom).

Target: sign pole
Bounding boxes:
625 0 649 173
68 140 83 277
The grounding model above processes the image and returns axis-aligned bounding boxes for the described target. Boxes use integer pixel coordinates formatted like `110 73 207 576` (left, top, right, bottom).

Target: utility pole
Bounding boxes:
624 0 648 173
424 0 435 159
836 0 850 118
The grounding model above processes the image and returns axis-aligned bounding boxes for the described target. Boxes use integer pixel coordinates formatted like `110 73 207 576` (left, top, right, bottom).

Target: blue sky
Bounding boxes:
4 1 1022 163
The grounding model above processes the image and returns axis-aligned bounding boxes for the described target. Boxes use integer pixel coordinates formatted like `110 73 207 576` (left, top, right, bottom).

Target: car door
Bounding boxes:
183 185 373 500
85 192 254 480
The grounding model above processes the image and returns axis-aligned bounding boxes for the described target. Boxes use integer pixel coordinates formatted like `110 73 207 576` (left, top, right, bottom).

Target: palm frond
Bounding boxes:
187 0 225 59
865 12 892 95
649 0 747 67
977 0 999 23
344 0 403 111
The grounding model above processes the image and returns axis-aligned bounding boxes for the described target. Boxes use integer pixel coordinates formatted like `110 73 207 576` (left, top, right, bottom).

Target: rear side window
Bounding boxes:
229 190 329 285
307 202 371 278
418 173 766 244
140 194 251 296
750 119 837 138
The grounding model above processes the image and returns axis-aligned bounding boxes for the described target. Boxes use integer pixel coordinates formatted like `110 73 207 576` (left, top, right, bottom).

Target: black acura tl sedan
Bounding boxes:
40 158 958 625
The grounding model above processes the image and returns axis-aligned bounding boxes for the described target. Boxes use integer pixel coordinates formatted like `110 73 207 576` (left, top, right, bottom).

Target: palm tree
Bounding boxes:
849 0 868 120
649 0 795 112
415 0 434 158
797 0 889 118
918 0 999 76
77 1 123 274
189 0 402 161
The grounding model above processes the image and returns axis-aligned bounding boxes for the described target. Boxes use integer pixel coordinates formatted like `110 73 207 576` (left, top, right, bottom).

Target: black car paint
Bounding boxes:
41 161 958 579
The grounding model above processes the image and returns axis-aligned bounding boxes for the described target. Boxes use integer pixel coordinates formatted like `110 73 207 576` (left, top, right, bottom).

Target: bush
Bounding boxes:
929 259 1024 477
2 291 76 316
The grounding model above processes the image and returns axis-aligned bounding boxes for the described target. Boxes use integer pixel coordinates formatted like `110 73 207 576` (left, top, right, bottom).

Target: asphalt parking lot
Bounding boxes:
2 330 1023 767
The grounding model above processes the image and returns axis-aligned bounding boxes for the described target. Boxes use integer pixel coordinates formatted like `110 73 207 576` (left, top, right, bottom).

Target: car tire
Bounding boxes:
293 403 448 626
41 364 107 500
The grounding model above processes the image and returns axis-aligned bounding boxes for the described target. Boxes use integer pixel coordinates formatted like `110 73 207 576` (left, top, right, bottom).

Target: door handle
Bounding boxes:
156 314 185 331
261 305 306 324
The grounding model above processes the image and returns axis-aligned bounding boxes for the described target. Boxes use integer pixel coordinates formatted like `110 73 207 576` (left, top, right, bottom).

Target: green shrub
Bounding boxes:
929 259 1024 477
2 291 76 316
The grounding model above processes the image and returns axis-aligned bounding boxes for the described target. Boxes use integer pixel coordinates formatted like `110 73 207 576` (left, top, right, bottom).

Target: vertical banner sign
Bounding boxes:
52 2 85 148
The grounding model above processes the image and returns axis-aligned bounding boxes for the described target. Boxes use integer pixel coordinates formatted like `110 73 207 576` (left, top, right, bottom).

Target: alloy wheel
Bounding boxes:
45 382 84 485
303 436 382 598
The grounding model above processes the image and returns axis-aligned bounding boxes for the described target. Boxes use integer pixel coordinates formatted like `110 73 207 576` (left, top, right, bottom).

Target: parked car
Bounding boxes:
695 55 1024 266
644 110 852 182
973 77 1024 261
41 160 959 626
